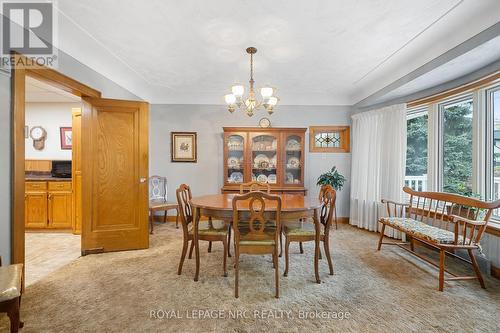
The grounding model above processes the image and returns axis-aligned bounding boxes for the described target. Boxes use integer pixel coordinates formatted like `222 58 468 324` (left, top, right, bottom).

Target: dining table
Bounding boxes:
189 193 324 283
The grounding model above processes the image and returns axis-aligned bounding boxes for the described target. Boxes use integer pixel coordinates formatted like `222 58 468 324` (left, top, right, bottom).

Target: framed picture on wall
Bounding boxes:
60 127 72 150
171 132 197 162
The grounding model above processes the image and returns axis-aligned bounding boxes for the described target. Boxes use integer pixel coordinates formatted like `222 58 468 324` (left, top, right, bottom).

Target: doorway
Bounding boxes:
11 54 150 275
23 76 82 285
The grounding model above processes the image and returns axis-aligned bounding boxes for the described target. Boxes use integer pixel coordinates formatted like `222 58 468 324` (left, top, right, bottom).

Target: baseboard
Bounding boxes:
492 265 500 279
337 217 349 224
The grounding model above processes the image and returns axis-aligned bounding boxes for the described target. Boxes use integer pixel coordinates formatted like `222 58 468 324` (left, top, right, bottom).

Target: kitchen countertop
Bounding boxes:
25 174 72 181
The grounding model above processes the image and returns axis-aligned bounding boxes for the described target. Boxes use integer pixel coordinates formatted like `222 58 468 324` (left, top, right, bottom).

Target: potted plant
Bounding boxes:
317 166 346 191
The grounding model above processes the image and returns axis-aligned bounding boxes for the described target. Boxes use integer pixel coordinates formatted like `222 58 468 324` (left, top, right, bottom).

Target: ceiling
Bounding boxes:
53 0 500 105
364 34 500 106
25 76 81 103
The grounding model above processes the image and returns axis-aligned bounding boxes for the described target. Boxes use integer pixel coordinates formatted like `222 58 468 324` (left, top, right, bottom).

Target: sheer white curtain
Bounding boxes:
350 104 407 237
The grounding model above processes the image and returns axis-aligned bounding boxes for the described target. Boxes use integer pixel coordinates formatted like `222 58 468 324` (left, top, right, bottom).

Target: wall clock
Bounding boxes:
259 117 271 128
30 126 47 151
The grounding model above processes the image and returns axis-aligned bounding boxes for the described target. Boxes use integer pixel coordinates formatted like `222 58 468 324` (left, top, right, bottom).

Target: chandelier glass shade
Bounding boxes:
224 47 279 117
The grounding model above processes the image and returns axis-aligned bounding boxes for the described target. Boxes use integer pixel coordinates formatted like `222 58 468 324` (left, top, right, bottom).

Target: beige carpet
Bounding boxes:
25 232 81 286
1 223 499 333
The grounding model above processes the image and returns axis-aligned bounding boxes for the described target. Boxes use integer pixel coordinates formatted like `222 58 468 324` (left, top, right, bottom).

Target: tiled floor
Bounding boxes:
25 232 81 286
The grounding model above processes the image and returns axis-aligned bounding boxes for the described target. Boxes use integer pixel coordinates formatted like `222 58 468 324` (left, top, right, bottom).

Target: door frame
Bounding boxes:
11 53 101 266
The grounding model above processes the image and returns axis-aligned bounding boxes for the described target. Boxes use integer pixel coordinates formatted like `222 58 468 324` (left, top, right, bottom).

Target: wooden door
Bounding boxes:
48 191 72 228
72 108 82 234
81 98 149 254
25 192 47 228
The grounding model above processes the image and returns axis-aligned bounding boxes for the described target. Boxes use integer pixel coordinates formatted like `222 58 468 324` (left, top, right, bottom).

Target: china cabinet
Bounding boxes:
222 127 306 194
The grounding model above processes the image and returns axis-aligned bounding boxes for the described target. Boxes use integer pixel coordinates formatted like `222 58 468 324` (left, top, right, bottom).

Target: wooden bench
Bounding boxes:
377 186 500 291
0 257 23 332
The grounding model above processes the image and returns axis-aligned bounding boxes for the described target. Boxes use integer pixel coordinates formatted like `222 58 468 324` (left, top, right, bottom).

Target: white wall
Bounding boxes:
149 104 352 217
0 72 10 264
25 102 80 160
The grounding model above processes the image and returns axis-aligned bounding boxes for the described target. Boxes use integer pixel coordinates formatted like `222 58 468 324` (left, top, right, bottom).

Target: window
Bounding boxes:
309 126 350 153
405 110 428 191
488 86 500 217
440 97 473 196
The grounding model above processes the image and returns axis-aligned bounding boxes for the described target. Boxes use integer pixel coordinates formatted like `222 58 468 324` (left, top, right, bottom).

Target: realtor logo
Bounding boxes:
1 1 53 55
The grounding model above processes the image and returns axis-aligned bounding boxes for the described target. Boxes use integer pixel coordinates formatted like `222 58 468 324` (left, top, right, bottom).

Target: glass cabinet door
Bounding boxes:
284 134 303 185
251 134 278 184
226 134 245 184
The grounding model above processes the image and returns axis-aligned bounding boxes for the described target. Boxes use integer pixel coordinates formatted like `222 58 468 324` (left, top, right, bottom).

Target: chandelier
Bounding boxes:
224 47 279 117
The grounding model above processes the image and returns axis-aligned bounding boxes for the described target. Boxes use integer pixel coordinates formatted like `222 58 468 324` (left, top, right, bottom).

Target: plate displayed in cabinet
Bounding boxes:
256 174 268 183
287 157 300 169
254 154 271 168
286 139 300 150
229 172 243 183
227 157 240 168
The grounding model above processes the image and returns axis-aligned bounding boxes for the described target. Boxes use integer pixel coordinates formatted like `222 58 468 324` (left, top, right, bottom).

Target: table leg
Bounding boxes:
194 206 201 282
313 208 321 284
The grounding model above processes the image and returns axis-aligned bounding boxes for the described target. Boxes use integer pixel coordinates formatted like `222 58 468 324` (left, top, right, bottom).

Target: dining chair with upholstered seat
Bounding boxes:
235 180 282 257
0 257 24 333
176 184 229 277
232 191 282 298
283 186 336 277
149 175 179 234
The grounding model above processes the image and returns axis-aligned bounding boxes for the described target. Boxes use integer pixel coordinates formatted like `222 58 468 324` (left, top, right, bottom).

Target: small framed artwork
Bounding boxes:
171 132 197 162
60 127 72 150
309 126 350 153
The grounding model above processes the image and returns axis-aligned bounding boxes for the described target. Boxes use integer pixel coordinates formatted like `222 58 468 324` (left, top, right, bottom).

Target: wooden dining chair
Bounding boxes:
232 192 282 298
176 184 229 277
236 180 281 257
149 175 179 234
283 186 336 277
239 181 271 194
293 184 335 255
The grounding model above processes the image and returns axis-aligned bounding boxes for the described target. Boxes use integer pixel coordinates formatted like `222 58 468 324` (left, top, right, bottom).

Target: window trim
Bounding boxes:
405 80 500 235
437 94 474 193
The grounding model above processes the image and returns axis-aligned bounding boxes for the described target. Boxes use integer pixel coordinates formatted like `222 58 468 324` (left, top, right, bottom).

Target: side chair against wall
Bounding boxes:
176 184 229 277
232 192 282 298
378 186 500 291
282 186 336 277
0 257 24 333
149 175 179 234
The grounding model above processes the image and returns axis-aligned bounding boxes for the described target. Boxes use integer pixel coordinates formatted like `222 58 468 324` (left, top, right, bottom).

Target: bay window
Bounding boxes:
440 97 473 196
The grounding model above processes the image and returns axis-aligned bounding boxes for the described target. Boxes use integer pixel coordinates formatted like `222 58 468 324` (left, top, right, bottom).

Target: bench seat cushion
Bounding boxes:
380 217 465 244
0 264 23 302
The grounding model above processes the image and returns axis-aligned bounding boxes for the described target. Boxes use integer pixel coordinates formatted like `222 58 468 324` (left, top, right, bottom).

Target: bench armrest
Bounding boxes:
381 199 409 207
448 214 486 226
